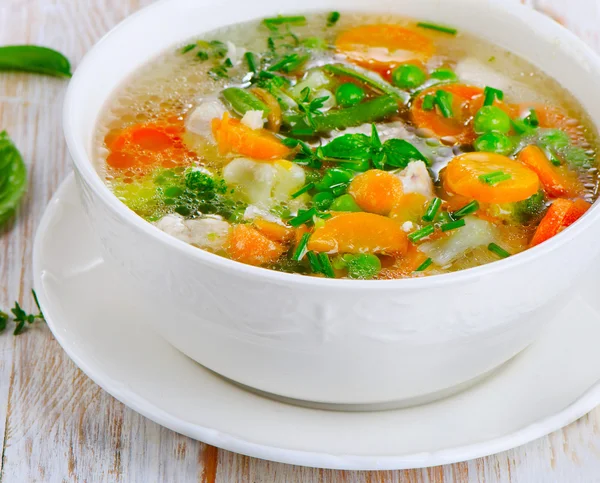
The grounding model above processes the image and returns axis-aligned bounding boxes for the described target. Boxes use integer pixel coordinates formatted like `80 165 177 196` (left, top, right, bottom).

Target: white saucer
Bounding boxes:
33 173 600 471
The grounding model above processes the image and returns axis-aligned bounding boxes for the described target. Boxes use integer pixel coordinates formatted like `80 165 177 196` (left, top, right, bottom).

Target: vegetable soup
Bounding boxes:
96 12 599 279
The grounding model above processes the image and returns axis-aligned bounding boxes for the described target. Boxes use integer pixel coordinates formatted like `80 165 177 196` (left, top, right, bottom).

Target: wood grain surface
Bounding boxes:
1 0 599 481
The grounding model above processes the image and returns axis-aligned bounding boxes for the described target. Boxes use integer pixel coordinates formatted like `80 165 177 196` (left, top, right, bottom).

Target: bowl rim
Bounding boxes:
63 0 600 289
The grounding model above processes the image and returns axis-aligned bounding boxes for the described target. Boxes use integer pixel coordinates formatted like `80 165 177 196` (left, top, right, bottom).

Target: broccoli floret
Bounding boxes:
513 191 547 224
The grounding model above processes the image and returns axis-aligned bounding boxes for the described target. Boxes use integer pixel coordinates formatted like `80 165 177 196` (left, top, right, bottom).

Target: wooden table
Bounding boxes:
1 0 600 481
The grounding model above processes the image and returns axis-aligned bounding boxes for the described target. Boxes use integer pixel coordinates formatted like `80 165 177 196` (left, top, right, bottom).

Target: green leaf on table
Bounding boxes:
0 45 72 77
0 131 27 226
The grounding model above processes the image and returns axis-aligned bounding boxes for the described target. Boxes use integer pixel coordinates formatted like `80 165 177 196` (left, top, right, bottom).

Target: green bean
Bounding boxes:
323 64 409 103
221 87 270 116
285 95 399 134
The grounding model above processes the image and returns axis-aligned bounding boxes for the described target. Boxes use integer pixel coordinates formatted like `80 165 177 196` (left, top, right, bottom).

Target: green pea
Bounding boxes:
330 194 362 212
315 168 354 192
335 83 365 108
474 106 511 134
312 191 334 210
391 64 426 89
430 68 458 82
474 132 514 155
164 186 184 197
346 253 381 279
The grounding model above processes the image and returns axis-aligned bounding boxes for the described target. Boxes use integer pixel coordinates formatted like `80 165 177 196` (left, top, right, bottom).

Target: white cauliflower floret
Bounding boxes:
396 161 434 198
186 96 226 139
155 214 230 251
222 158 306 208
241 110 266 130
419 216 496 266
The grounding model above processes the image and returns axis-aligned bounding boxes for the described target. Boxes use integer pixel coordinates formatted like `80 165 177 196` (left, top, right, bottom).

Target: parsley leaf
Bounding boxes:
382 138 430 168
296 87 329 129
0 290 46 336
320 133 371 161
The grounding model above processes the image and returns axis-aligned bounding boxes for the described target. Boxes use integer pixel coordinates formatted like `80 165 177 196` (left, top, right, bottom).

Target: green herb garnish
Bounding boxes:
291 183 315 199
293 232 311 261
263 15 307 27
408 225 435 243
416 22 457 35
488 242 511 258
181 43 196 54
296 87 329 129
0 290 45 336
327 11 341 27
289 207 318 227
414 257 433 272
434 90 453 118
479 171 512 185
441 219 466 232
524 108 539 127
452 200 479 218
483 86 504 106
317 253 335 278
422 198 442 222
422 94 435 111
244 51 258 73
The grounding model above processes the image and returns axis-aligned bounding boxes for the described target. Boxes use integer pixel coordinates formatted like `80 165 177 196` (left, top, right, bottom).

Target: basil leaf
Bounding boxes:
320 133 371 160
0 45 72 77
383 139 430 168
0 131 27 226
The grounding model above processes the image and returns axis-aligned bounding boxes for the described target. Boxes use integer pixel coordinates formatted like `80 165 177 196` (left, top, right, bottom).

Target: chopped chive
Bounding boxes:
263 15 307 27
293 232 311 261
408 224 435 243
268 53 300 71
414 257 433 272
244 52 258 73
542 145 562 166
524 108 539 127
511 119 532 135
196 51 209 61
289 207 317 227
488 242 511 258
317 253 335 278
452 200 480 218
479 171 512 185
434 90 453 118
416 22 457 35
422 94 435 111
307 251 322 273
315 211 332 220
291 182 315 198
327 11 340 27
441 218 466 232
483 86 504 106
181 43 196 54
422 197 442 222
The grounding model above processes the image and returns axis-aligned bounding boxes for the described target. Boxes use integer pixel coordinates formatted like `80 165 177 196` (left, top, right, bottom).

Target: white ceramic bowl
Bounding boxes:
64 0 600 407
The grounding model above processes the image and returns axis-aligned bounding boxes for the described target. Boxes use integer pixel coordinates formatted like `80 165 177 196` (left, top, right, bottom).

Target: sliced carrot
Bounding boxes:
411 84 484 144
563 198 591 227
443 152 540 204
389 192 429 222
517 145 583 198
227 224 284 266
104 121 189 173
348 169 404 215
530 198 573 247
377 244 429 279
307 212 408 255
212 112 290 160
335 24 434 70
253 218 294 243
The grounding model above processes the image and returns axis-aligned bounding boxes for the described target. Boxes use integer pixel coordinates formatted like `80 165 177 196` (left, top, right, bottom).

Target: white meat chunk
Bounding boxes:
186 97 227 139
155 214 230 250
419 216 496 266
396 161 434 198
241 110 266 130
